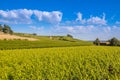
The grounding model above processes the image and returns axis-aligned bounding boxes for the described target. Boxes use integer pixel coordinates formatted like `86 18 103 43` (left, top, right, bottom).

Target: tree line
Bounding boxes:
0 24 13 34
94 37 120 46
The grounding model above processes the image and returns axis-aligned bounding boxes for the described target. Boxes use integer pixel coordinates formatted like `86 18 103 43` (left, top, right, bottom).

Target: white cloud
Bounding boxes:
103 26 111 33
0 9 62 24
87 14 106 25
53 25 120 40
29 26 44 31
76 12 107 25
76 12 86 24
0 9 33 24
57 26 75 33
76 12 82 21
54 25 95 35
34 10 62 24
115 21 120 24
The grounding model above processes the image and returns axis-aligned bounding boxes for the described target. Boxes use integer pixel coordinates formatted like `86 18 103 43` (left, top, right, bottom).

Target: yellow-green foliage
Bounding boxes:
0 46 120 80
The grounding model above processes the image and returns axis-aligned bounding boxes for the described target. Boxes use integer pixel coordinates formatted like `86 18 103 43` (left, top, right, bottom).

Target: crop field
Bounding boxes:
0 40 93 50
0 46 120 80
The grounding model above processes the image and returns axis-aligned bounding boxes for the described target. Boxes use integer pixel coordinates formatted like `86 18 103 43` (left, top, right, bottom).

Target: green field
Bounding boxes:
0 46 120 80
0 35 93 50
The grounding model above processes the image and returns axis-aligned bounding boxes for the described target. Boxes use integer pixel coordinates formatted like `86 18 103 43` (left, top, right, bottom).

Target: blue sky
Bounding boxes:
0 0 120 40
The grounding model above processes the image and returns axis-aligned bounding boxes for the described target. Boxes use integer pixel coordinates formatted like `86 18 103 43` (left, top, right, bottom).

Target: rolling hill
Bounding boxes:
0 32 93 50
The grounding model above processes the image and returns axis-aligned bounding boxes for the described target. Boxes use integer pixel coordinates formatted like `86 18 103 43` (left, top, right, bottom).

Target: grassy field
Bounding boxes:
0 36 93 50
0 46 120 80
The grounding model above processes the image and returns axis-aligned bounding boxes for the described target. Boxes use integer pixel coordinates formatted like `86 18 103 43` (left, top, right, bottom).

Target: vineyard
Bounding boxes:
0 39 93 50
0 46 120 80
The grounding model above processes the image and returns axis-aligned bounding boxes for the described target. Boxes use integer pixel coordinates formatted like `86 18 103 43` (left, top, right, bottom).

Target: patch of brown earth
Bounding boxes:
0 32 38 41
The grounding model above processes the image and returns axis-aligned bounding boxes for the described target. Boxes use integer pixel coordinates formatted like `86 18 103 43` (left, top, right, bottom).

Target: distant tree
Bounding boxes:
3 24 10 33
94 38 100 45
67 34 73 38
3 24 13 34
0 24 3 32
9 30 13 34
110 37 119 46
118 41 120 46
32 33 37 36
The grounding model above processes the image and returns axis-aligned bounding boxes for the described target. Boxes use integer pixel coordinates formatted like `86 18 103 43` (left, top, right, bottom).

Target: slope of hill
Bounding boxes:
0 32 93 50
0 32 38 41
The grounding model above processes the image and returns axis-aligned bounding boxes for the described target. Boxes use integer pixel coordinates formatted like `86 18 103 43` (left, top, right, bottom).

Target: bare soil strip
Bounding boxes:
0 32 38 41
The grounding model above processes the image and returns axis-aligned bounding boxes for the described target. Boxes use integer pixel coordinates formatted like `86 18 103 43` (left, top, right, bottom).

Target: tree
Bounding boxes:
94 38 100 45
110 37 119 46
9 30 13 34
0 24 3 32
3 24 10 33
3 24 13 34
32 33 37 36
67 34 73 38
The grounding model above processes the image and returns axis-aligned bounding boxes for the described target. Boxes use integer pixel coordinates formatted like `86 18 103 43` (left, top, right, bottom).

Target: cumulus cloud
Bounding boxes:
0 9 62 24
87 14 106 25
76 12 82 21
76 12 107 25
76 12 86 24
0 9 33 24
34 10 62 24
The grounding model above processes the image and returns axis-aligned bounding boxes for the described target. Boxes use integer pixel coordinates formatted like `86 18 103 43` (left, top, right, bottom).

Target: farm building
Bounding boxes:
100 41 110 45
